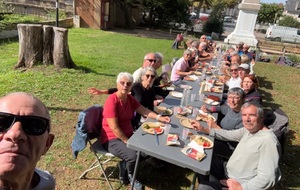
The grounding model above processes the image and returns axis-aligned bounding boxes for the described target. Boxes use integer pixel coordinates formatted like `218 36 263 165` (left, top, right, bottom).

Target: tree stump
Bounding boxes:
53 27 76 68
15 24 76 69
43 25 54 64
16 24 43 68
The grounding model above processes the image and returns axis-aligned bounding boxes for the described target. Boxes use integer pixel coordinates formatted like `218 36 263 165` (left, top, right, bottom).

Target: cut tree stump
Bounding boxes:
53 27 76 68
15 24 76 69
16 24 43 68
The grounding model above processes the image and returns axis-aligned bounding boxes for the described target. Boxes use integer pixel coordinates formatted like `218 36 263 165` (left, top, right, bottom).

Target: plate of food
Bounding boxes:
203 97 219 106
211 87 222 93
196 110 216 122
169 91 183 98
194 71 202 76
214 80 224 86
154 106 173 116
205 71 212 75
166 85 175 91
190 135 214 149
179 118 194 129
142 122 164 135
185 75 197 81
180 84 192 90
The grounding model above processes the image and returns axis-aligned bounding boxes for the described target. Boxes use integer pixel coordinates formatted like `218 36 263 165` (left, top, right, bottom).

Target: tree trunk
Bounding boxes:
52 27 76 68
16 24 43 68
43 25 54 65
15 24 76 69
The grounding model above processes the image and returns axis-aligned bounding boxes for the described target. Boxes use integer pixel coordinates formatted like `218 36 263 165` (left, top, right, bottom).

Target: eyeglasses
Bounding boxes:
145 74 155 79
119 81 132 86
146 59 157 63
0 112 49 136
230 69 238 72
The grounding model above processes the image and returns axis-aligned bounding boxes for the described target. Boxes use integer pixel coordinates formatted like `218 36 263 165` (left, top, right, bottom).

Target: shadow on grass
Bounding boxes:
278 130 300 189
76 65 117 77
137 161 193 190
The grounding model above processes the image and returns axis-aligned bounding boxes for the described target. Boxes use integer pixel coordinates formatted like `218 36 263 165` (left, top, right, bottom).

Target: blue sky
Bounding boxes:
260 0 286 4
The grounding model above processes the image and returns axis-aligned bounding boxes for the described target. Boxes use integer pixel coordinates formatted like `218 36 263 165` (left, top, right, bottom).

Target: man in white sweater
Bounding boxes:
192 102 281 190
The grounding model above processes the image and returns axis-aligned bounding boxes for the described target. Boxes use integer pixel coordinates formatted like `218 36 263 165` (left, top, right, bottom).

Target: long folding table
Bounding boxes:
127 76 223 190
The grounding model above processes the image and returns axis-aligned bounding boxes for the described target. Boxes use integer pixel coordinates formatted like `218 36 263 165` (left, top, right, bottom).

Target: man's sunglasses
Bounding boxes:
0 112 50 136
146 59 157 63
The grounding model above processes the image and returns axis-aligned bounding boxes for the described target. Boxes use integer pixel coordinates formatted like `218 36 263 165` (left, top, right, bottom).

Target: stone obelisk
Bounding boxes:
224 0 261 46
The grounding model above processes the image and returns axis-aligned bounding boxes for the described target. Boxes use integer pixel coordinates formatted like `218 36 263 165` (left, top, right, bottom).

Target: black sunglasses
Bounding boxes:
0 112 50 136
146 59 157 63
145 74 155 79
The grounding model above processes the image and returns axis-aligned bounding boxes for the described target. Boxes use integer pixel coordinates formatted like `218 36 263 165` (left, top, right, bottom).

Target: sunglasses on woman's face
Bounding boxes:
145 74 155 79
119 81 133 87
0 112 50 136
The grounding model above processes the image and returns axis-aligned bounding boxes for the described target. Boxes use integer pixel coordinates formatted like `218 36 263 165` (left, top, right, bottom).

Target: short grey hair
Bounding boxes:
228 87 246 99
141 66 157 77
155 52 164 62
116 72 133 83
241 102 264 119
183 49 192 55
191 41 199 48
230 63 240 69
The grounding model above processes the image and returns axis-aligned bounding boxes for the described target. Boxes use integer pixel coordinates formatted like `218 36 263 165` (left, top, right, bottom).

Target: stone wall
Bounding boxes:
0 18 74 39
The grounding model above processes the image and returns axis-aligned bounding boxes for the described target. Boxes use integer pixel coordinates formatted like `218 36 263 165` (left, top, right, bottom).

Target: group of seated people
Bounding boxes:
85 37 281 190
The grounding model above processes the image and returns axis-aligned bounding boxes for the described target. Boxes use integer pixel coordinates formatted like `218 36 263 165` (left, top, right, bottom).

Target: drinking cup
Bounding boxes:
164 124 171 135
182 128 190 140
199 94 205 101
192 108 199 117
174 106 180 115
191 93 197 102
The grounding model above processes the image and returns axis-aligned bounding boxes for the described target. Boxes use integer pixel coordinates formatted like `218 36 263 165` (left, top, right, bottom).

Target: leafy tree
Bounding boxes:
257 3 283 24
141 0 191 28
202 2 225 35
279 15 300 28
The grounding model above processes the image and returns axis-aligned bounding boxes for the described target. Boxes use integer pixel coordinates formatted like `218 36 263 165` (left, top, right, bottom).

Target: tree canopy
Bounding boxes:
279 15 300 28
257 3 283 24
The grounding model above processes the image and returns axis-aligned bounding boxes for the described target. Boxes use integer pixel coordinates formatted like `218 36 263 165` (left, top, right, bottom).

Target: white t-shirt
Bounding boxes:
32 168 55 190
226 77 242 89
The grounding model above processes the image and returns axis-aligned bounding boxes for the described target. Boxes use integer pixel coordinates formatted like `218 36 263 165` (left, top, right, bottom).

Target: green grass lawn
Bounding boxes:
0 28 300 189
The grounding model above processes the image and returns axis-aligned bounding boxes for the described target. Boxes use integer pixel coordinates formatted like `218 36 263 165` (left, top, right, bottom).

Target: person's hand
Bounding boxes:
159 116 171 123
154 99 163 106
200 105 209 113
220 179 242 190
87 87 108 95
207 119 219 129
188 71 194 75
87 87 100 95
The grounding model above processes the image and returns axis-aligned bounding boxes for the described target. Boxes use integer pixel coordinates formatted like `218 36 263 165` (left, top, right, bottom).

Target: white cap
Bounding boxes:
238 63 250 70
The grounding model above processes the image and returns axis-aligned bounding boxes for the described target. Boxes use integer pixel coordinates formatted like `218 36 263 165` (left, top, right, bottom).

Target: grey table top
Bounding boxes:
127 77 223 175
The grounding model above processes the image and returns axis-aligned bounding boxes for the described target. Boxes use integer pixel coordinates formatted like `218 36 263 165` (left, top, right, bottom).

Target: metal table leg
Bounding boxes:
130 151 141 190
190 172 197 190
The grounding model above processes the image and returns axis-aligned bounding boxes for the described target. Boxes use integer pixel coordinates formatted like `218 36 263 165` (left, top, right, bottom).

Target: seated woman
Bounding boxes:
242 74 262 105
131 67 163 130
101 72 170 189
200 87 245 159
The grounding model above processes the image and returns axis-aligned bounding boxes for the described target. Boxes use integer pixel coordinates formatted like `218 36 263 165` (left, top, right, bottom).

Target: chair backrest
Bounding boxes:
264 108 289 154
71 105 103 158
83 105 103 139
162 63 172 73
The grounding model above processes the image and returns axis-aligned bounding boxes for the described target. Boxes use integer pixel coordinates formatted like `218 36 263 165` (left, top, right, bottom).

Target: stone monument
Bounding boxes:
224 0 261 46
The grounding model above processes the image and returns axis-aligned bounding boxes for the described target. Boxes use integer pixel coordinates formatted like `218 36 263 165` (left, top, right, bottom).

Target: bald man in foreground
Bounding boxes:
0 92 55 190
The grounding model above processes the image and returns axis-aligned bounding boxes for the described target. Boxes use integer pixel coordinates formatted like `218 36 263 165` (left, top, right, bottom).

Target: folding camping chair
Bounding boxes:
71 105 118 190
